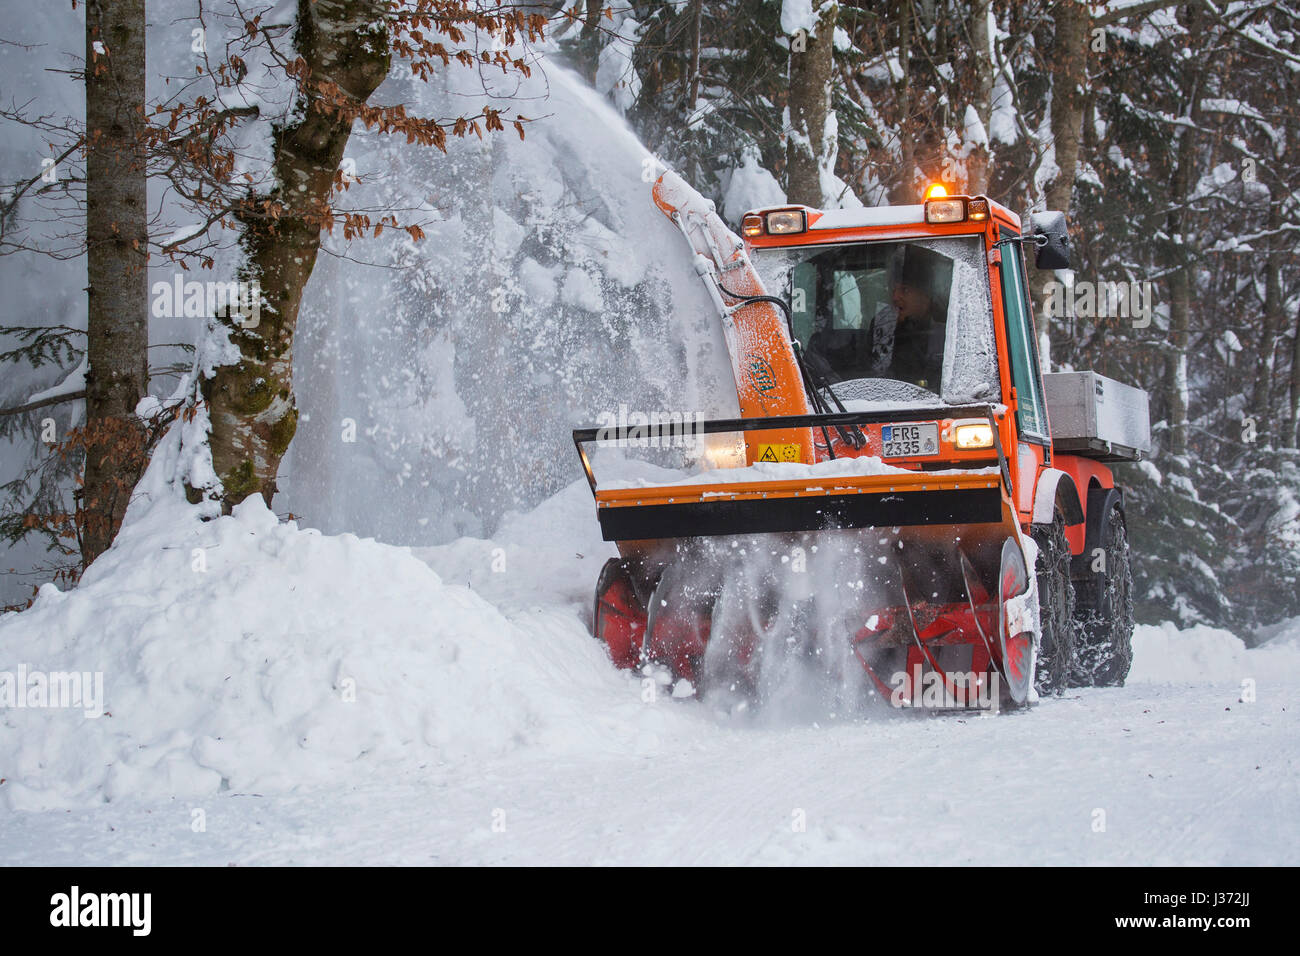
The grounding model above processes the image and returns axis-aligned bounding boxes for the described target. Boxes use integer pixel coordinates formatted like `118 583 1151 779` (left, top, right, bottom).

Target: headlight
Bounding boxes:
953 421 995 449
765 209 807 234
701 432 747 470
924 198 966 223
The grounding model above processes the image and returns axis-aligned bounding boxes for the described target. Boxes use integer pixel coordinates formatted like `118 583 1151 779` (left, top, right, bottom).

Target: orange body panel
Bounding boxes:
652 174 814 464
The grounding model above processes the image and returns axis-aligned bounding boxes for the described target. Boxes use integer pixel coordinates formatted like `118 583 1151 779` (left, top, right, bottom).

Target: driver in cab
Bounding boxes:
804 243 948 393
867 246 947 390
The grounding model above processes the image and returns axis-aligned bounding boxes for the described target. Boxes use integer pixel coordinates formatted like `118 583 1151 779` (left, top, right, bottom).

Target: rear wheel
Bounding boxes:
1073 506 1134 686
1032 515 1077 697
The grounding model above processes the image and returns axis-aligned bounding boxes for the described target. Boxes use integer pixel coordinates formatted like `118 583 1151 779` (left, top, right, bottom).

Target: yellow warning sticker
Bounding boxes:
754 443 801 463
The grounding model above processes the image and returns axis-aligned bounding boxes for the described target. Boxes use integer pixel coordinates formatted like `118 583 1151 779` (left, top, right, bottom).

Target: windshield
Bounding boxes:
753 235 1000 406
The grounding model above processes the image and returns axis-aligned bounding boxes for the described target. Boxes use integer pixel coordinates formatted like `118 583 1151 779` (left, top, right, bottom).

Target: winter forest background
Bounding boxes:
2 0 1298 635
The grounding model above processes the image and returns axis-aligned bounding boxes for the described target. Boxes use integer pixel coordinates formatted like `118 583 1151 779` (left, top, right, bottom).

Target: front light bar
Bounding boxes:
741 208 808 237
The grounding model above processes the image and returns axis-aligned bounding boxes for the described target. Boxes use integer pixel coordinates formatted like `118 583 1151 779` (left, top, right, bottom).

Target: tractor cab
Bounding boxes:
742 189 1061 430
754 230 994 406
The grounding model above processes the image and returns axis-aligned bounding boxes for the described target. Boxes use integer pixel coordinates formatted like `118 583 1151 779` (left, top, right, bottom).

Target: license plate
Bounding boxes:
881 422 939 458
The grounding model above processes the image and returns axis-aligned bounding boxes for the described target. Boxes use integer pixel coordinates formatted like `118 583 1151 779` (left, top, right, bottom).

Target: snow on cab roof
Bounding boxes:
810 205 927 230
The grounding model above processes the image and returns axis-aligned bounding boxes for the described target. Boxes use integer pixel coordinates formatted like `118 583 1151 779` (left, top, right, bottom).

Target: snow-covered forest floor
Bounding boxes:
3 473 1296 865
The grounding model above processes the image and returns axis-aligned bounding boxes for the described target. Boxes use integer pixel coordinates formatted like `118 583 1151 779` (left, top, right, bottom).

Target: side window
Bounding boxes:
829 271 864 329
791 261 817 344
998 231 1049 439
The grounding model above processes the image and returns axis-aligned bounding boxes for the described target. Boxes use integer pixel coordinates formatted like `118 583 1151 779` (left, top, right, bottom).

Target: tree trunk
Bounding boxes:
1165 247 1191 457
1257 200 1283 444
1289 286 1300 448
82 0 149 564
688 0 703 114
1045 0 1087 218
1277 65 1299 448
202 0 390 509
1034 0 1088 370
686 0 704 185
967 0 993 194
576 0 604 84
786 2 838 207
1164 18 1203 459
889 0 914 204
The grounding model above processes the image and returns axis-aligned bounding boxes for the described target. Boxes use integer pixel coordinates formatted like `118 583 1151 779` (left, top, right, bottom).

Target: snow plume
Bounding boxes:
279 54 737 545
691 532 901 724
595 16 642 114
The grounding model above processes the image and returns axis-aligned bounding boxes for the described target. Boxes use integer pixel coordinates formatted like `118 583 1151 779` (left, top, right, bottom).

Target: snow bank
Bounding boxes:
0 468 690 811
1129 619 1300 684
415 478 619 614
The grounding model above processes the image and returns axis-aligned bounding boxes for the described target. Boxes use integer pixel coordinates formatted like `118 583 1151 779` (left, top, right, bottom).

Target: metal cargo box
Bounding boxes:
1043 371 1151 462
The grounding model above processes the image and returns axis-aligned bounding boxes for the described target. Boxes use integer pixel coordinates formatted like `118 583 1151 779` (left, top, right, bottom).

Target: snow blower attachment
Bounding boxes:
574 172 1148 711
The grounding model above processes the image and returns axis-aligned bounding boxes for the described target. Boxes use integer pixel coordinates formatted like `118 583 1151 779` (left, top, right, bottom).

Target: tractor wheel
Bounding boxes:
593 558 646 670
1072 506 1135 686
995 536 1035 709
1031 514 1077 697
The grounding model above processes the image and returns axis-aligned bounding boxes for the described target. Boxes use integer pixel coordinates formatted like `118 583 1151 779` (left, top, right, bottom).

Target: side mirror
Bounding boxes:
1032 210 1070 270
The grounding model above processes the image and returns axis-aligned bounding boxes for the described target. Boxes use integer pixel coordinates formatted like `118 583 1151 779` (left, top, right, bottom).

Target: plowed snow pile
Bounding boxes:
0 441 695 811
1130 620 1300 683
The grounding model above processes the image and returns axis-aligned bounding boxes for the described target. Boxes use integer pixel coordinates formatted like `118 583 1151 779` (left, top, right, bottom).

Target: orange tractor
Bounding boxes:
573 174 1149 710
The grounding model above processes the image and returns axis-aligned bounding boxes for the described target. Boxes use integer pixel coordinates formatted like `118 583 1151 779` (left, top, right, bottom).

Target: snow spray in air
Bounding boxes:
697 531 899 724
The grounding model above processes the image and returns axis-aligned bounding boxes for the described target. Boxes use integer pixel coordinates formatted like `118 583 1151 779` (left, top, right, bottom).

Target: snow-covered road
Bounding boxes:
4 677 1295 865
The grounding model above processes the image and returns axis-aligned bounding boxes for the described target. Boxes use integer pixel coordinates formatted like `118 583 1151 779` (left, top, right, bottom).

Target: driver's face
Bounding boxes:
892 282 931 321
